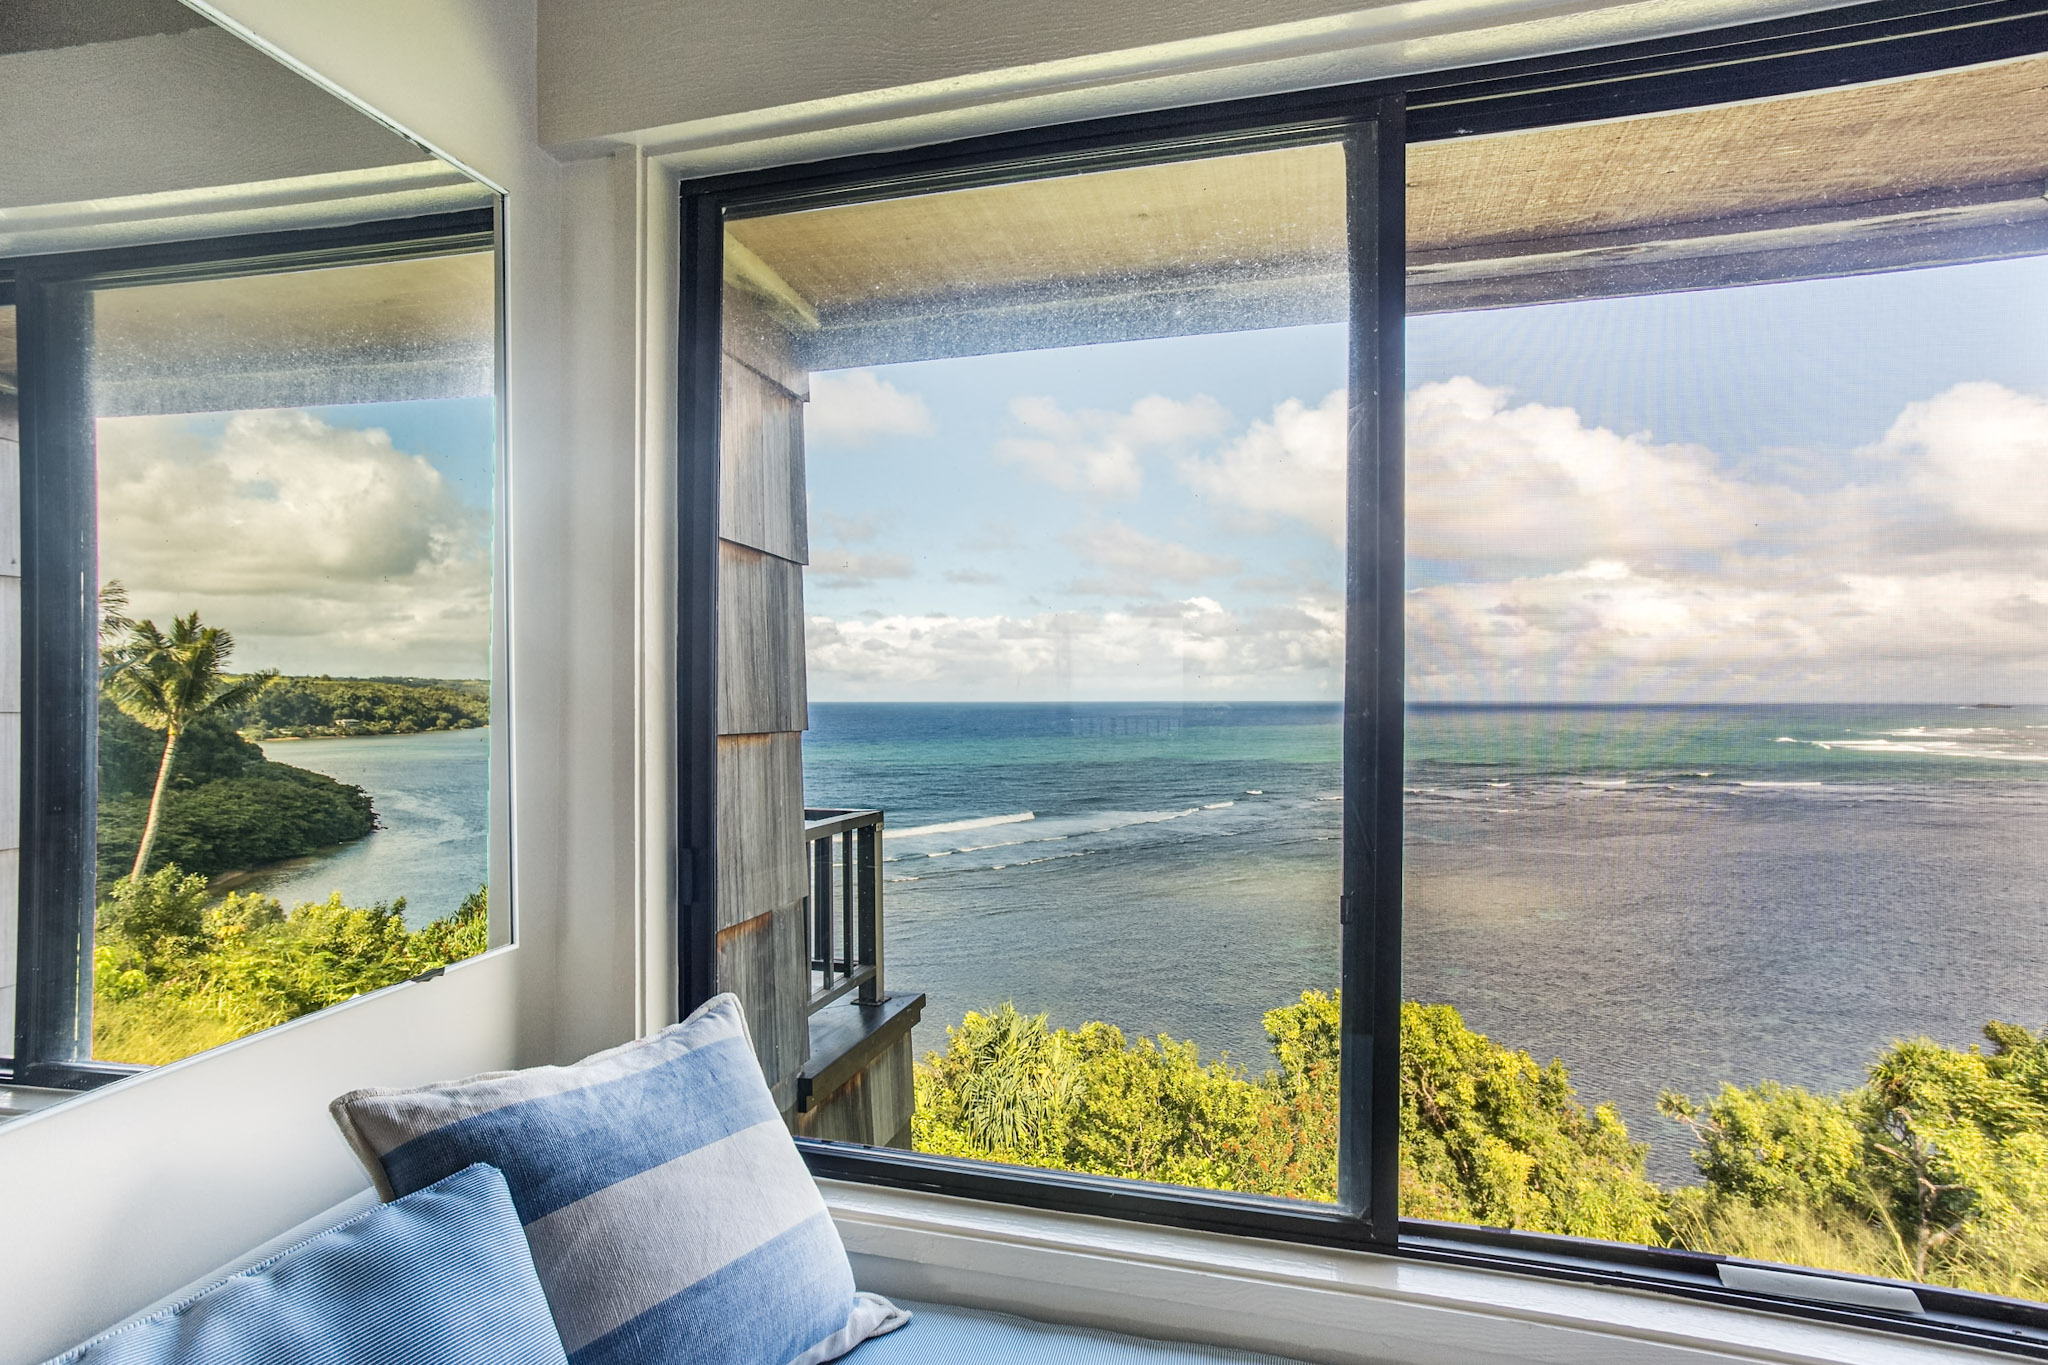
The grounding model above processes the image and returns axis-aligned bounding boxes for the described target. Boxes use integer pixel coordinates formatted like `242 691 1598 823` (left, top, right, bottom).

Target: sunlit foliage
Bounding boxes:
93 865 488 1065
916 994 2048 1293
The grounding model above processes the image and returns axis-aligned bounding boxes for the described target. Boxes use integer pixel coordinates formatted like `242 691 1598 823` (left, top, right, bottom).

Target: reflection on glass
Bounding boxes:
1403 56 2048 1298
88 251 497 1065
728 143 1349 1195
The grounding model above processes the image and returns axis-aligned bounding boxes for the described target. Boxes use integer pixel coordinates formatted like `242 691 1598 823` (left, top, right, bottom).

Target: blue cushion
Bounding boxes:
846 1302 1305 1363
329 994 906 1365
47 1163 566 1365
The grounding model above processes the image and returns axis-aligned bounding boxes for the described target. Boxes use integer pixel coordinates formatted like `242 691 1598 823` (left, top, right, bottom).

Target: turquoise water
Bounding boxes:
243 727 490 927
805 701 2048 1181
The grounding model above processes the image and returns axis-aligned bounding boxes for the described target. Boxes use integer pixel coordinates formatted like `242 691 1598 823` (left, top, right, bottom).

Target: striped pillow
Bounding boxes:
329 995 906 1365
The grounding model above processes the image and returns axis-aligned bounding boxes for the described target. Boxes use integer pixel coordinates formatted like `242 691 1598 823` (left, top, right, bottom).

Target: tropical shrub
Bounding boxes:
93 866 489 1065
1662 1021 2048 1296
917 993 2048 1291
913 992 1657 1227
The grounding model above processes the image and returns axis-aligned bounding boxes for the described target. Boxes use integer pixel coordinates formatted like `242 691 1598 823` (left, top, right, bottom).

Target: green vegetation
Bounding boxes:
915 995 2048 1295
241 675 489 739
98 698 374 886
92 589 486 886
93 864 489 1065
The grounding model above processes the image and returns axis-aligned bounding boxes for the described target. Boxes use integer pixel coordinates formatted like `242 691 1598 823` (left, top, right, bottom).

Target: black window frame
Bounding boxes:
674 2 2048 1354
4 207 499 1093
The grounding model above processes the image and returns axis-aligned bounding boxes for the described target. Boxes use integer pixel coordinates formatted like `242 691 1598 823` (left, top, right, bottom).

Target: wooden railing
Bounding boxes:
802 808 883 1013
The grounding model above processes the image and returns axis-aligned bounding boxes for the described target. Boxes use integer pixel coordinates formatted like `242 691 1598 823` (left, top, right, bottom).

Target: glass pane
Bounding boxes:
1 302 17 1057
724 143 1350 1196
87 250 497 1065
1403 54 2048 1296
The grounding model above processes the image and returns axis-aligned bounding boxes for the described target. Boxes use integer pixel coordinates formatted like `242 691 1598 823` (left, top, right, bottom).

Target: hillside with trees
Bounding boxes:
915 995 2048 1297
241 675 488 739
95 588 487 887
98 698 375 886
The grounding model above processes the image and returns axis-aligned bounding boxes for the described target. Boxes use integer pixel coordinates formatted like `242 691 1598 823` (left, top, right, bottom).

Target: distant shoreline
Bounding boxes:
259 723 489 743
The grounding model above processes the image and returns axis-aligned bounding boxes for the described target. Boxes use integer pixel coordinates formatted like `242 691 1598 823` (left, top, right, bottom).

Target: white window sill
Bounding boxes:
0 1084 74 1125
820 1180 2008 1365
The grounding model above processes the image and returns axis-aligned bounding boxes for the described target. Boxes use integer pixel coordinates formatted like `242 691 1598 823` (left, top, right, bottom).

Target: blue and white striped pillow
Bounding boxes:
330 995 906 1365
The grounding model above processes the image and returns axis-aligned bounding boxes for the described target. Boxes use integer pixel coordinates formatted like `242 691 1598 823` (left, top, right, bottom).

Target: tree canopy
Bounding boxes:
914 993 2048 1293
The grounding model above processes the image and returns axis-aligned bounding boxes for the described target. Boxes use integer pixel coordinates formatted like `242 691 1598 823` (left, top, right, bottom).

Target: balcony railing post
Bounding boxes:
802 808 884 1015
840 829 856 981
811 824 833 988
858 820 881 1003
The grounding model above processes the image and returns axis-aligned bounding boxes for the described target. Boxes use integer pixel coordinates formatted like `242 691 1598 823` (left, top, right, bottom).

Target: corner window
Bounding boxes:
681 3 2048 1352
8 215 504 1086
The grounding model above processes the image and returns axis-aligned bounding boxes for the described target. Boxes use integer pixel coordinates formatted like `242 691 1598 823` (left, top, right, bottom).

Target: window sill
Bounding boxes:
820 1180 2001 1365
0 1084 73 1126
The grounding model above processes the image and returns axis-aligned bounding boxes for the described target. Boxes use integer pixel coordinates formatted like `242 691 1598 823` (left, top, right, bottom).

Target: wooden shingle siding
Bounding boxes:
720 359 807 564
714 732 806 931
722 288 809 398
714 286 813 1106
717 541 806 737
715 901 810 1112
790 1039 915 1150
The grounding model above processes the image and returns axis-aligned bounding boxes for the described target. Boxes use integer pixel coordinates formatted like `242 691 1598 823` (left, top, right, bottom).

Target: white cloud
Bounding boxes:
1407 378 1787 563
1179 380 1789 562
1178 388 1346 540
806 370 934 445
999 393 1230 498
1061 520 1238 597
1873 381 2048 536
807 595 1342 701
1407 555 2048 703
98 409 488 677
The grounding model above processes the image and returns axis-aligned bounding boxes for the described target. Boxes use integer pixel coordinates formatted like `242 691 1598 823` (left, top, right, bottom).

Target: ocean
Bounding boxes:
241 727 491 927
803 701 2048 1183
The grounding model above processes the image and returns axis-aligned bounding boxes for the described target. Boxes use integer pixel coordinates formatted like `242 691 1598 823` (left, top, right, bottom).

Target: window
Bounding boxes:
8 213 502 1087
680 1 2048 1352
1402 42 2048 1309
743 143 1355 1205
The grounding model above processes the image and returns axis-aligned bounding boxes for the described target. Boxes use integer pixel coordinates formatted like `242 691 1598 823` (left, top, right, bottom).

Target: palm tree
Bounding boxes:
102 610 271 880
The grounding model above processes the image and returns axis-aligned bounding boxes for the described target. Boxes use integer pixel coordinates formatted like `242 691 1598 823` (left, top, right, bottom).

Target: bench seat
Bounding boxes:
849 1301 1306 1364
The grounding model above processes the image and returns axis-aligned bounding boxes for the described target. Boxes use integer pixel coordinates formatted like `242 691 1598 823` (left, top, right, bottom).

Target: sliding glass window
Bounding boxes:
1402 50 2048 1305
695 119 1407 1235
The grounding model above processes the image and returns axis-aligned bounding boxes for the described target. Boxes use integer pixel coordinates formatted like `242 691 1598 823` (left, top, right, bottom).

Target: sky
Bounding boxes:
803 254 2048 704
96 396 494 679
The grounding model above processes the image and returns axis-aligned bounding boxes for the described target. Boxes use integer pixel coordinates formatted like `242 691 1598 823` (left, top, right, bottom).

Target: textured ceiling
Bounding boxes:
728 52 2048 345
1408 51 2048 255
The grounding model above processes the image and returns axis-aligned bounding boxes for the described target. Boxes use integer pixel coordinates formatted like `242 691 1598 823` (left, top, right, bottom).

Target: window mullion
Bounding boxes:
14 277 99 1086
1339 95 1407 1240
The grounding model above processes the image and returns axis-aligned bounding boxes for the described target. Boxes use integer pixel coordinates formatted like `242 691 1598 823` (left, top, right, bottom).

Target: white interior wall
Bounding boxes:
541 0 1851 161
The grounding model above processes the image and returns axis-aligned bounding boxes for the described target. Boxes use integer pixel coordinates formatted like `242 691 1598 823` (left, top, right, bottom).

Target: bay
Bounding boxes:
805 701 2048 1182
240 727 490 927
